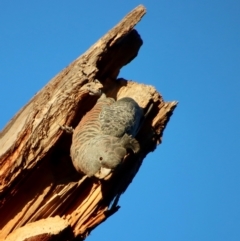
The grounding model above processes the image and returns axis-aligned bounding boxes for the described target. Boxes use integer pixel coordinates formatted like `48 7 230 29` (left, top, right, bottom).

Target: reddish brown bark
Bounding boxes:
0 5 177 241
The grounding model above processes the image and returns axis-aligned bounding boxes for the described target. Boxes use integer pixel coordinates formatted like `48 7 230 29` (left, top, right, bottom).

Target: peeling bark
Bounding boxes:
0 5 177 241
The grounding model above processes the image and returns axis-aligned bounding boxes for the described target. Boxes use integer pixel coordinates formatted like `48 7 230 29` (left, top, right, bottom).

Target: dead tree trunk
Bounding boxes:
0 5 177 241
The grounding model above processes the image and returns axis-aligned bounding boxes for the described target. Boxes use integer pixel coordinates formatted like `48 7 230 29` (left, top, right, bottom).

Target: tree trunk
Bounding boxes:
0 5 177 241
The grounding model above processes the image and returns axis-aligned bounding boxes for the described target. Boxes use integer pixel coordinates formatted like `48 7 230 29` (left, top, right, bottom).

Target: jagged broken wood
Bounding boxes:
0 5 177 241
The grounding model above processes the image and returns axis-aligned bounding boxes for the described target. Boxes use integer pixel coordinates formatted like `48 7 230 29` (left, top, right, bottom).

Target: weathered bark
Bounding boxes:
0 5 177 241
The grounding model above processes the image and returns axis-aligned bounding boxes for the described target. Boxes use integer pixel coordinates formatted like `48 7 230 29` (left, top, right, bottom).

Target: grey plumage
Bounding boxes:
70 93 144 178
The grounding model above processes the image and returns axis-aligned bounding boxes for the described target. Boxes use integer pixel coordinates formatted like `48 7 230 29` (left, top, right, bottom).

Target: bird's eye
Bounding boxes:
99 157 103 161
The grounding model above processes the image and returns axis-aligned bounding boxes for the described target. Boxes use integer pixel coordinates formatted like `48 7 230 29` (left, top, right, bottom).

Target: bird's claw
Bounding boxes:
59 125 74 134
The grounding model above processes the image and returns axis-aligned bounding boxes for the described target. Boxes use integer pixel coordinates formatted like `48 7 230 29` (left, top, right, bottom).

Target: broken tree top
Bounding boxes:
0 5 177 241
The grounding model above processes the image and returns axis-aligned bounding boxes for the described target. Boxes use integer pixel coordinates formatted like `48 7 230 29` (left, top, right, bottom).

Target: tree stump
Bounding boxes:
0 5 177 241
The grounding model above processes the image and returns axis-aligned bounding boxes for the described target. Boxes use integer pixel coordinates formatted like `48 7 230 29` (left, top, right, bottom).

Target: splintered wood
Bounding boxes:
0 5 177 241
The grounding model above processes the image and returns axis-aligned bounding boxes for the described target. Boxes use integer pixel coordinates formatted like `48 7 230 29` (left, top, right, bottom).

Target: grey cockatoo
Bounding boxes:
70 92 147 179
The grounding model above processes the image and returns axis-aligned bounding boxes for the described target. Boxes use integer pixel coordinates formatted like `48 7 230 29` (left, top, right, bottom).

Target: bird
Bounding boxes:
70 92 146 178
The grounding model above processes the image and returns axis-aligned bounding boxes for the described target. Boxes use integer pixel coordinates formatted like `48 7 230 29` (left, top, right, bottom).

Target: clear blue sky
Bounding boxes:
1 1 240 240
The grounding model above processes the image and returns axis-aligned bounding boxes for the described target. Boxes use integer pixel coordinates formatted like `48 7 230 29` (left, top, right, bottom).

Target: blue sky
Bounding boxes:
1 1 240 240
